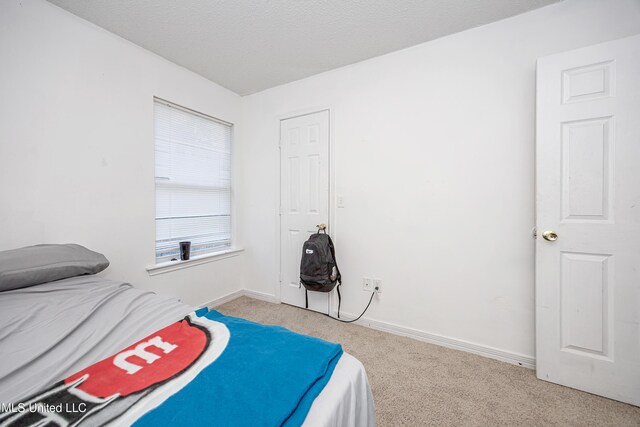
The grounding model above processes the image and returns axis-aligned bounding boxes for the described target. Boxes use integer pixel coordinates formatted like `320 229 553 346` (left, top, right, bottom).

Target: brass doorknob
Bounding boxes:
542 230 558 241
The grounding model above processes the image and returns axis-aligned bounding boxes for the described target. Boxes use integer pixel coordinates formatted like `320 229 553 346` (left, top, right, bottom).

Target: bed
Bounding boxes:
0 245 374 426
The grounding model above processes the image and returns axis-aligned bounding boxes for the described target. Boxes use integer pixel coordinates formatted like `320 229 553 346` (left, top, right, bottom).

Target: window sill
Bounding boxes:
146 248 243 276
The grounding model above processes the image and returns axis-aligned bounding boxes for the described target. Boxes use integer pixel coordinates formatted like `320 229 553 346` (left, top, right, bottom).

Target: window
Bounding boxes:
154 98 232 263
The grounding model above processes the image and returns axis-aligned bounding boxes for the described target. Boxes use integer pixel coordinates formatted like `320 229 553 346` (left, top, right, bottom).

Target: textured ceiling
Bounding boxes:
47 0 561 95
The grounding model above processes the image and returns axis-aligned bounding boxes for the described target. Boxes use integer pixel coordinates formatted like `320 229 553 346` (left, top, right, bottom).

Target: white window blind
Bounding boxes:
154 99 232 263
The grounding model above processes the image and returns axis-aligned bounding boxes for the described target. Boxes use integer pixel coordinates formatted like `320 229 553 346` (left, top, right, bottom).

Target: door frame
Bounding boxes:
275 106 336 312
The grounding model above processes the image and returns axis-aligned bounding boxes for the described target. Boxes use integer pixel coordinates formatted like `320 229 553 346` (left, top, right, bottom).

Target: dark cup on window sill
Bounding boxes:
179 241 191 261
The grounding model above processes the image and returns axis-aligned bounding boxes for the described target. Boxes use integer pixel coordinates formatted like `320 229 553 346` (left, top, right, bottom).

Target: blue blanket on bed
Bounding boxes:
135 309 343 426
1 309 342 427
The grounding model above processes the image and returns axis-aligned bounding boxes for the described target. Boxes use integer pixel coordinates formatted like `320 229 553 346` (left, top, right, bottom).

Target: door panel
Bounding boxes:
561 117 612 220
536 34 640 406
560 252 612 358
280 111 330 312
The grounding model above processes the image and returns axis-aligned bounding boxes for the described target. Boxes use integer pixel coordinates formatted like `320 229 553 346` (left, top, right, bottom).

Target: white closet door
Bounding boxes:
280 110 330 312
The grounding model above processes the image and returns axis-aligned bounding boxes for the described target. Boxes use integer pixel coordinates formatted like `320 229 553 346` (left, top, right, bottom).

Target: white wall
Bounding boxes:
238 0 640 360
0 0 244 306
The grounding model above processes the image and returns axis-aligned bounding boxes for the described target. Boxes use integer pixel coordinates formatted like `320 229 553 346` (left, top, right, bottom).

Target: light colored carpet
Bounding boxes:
216 296 640 427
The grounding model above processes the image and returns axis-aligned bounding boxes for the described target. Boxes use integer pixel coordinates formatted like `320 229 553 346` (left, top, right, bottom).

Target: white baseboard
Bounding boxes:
242 289 280 304
339 311 536 369
199 289 535 369
200 289 245 309
200 289 280 309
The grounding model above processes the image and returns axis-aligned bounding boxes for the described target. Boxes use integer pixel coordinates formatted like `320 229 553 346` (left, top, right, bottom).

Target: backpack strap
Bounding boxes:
336 282 342 318
325 234 343 317
305 288 309 309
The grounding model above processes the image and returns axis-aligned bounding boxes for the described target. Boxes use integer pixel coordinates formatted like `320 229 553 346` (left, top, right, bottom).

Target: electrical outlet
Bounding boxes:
363 277 373 292
373 279 382 294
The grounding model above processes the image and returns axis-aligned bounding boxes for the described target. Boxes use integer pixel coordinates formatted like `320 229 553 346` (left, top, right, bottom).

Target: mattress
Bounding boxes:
304 353 375 426
0 276 374 426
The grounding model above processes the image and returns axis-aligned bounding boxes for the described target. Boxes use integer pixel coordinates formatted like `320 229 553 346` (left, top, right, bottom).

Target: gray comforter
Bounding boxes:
0 276 191 404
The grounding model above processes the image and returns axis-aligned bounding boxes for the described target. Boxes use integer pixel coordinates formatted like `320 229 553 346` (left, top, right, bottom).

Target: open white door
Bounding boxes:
280 110 330 312
536 34 640 406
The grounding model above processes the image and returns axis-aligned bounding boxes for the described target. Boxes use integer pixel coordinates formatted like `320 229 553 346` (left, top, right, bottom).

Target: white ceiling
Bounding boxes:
47 0 561 95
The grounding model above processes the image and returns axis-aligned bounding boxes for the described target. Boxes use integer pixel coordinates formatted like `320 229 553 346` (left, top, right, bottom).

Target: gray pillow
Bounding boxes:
0 244 110 291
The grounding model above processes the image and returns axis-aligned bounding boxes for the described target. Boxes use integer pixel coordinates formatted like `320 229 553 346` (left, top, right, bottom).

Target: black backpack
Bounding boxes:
299 229 342 312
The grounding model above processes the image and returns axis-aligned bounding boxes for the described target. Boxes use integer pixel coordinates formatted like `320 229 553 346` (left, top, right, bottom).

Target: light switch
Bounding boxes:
337 196 345 208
